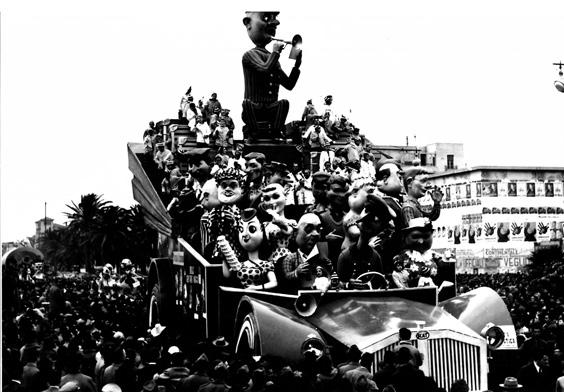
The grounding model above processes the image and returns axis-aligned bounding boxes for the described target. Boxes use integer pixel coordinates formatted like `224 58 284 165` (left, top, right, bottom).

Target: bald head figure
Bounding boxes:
295 213 322 254
243 12 280 48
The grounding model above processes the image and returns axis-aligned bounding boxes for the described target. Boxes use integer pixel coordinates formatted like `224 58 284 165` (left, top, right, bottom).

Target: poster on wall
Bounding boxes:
483 218 498 242
517 182 527 197
526 182 536 197
445 186 451 201
554 182 563 197
497 221 510 243
498 182 508 198
508 182 517 197
545 182 555 197
482 182 498 197
465 184 471 199
509 219 525 242
455 185 462 200
476 182 482 197
536 182 545 197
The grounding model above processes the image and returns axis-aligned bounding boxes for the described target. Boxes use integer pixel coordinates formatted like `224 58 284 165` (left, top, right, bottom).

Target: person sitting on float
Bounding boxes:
337 194 395 289
259 183 297 264
220 208 277 290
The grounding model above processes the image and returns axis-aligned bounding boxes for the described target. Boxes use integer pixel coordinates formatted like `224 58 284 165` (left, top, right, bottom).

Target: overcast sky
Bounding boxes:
2 0 563 242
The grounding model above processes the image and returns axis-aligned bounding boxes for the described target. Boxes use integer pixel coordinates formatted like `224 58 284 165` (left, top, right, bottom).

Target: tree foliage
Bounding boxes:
39 194 155 272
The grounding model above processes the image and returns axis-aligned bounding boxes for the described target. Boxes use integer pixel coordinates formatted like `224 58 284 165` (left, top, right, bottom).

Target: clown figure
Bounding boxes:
260 183 297 264
222 208 277 290
208 168 244 262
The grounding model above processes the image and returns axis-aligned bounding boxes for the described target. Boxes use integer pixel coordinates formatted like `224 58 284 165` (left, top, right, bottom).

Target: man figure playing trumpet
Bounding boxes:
242 11 302 142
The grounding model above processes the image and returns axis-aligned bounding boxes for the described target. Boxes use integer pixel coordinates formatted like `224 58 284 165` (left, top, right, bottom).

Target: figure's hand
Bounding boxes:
538 222 549 235
296 262 310 276
511 223 522 235
368 236 383 250
431 188 444 203
295 50 302 68
273 42 286 54
484 223 496 236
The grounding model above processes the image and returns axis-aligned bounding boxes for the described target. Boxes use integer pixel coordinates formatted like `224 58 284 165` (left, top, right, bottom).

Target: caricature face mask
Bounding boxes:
238 216 264 252
218 178 242 205
348 185 369 214
201 179 220 211
377 162 404 197
261 183 286 214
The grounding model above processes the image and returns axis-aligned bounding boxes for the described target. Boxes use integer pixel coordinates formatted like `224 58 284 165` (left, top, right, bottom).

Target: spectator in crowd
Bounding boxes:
301 99 318 128
195 115 212 145
391 347 427 392
143 128 155 155
186 102 200 129
518 348 552 392
219 109 235 132
303 121 333 170
213 119 232 154
203 92 222 124
154 142 173 171
360 152 375 179
393 328 423 368
295 169 314 205
179 87 192 119
337 345 362 376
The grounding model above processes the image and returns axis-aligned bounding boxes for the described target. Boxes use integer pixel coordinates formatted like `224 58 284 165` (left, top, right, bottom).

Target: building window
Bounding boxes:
432 156 436 166
420 154 427 166
447 154 454 169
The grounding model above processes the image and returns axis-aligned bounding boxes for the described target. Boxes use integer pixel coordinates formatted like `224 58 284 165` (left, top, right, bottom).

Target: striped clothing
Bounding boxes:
242 47 300 103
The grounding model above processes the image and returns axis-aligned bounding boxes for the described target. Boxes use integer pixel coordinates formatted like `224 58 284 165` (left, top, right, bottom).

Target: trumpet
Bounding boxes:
270 34 302 59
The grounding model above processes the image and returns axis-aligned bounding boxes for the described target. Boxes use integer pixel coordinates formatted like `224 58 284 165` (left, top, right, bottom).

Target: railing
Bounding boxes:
172 237 223 338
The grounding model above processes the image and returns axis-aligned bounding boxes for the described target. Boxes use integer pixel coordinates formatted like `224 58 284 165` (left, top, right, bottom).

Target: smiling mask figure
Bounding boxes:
239 212 264 253
216 168 243 206
261 183 286 215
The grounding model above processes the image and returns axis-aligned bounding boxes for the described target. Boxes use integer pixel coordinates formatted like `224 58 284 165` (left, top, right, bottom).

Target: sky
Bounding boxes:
1 0 563 243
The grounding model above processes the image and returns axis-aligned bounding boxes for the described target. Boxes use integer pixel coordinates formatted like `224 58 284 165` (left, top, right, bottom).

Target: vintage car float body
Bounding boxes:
128 135 517 391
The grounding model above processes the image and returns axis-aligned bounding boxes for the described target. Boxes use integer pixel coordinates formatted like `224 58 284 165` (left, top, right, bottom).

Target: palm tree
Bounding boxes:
91 205 132 267
126 205 156 271
65 193 109 272
39 228 82 271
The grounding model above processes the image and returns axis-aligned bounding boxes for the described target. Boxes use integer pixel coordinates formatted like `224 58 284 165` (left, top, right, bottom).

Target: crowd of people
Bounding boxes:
5 257 564 392
0 262 482 392
457 254 564 391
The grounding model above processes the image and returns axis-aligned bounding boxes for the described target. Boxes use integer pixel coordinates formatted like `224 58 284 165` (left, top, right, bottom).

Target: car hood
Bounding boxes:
307 296 481 353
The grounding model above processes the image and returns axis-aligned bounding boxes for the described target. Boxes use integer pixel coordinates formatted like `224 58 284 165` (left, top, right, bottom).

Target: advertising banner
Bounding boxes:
454 243 534 273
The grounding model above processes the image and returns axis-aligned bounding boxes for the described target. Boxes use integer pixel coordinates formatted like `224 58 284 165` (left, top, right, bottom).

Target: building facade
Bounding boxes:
368 142 465 172
427 166 564 273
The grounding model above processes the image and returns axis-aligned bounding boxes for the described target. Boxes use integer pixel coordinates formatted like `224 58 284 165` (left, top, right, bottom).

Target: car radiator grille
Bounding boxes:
373 338 482 391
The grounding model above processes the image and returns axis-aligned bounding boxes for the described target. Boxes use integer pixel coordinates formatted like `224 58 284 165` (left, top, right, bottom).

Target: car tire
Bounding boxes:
148 283 172 327
235 312 261 358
